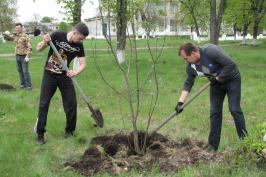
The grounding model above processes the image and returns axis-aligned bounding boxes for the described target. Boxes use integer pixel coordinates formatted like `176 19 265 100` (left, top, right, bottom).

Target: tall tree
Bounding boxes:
179 0 208 38
209 0 226 45
242 0 252 44
58 21 71 32
97 0 166 154
223 0 252 43
250 0 266 46
40 16 55 23
116 0 127 64
56 0 85 25
0 0 17 32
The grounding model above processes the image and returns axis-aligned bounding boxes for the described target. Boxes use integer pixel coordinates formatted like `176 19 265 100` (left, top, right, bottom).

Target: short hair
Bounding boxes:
178 42 198 56
15 23 23 27
74 22 89 37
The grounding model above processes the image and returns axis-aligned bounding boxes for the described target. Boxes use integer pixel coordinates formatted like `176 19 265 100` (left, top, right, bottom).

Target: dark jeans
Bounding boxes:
208 74 247 150
16 54 32 88
36 70 77 135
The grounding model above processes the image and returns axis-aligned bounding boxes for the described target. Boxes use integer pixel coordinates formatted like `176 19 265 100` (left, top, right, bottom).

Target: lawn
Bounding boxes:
0 37 265 177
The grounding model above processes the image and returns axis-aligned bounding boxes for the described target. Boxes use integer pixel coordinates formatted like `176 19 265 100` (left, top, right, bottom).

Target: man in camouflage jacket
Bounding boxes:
3 23 32 90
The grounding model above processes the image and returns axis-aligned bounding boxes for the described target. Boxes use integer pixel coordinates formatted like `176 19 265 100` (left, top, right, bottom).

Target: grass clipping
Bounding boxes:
65 132 224 176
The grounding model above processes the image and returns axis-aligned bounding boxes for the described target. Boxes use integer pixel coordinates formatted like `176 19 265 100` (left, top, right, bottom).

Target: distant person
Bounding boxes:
34 22 89 145
3 23 32 90
176 42 248 152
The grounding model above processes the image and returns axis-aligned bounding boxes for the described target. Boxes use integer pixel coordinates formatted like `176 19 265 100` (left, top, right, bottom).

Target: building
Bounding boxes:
84 0 191 39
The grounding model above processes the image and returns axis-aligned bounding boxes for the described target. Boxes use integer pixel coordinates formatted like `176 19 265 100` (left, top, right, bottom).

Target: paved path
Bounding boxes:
0 42 260 60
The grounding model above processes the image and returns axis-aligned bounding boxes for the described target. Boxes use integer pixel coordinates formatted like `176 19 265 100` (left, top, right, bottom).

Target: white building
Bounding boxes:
84 0 191 39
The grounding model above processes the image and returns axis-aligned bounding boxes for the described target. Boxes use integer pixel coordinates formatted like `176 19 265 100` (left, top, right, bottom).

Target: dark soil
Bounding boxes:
65 132 224 176
0 84 15 91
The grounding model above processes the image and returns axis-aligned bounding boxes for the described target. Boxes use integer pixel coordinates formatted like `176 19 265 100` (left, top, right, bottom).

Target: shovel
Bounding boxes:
151 81 211 134
49 41 104 128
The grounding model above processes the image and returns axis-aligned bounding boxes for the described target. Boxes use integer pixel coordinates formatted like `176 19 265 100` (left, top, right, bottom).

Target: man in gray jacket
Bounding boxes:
176 42 247 152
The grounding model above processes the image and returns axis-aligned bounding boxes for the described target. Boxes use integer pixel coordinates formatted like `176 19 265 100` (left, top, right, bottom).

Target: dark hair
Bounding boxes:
15 23 23 27
74 22 89 37
178 42 198 56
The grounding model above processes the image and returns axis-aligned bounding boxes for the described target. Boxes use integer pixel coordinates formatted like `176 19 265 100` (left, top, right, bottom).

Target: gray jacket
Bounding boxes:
183 44 240 91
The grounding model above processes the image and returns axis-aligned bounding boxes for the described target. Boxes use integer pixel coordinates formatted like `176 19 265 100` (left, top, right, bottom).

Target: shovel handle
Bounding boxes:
49 41 94 109
151 82 211 134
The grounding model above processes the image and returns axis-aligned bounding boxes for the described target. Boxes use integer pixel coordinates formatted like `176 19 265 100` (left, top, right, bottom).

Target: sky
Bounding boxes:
16 0 98 23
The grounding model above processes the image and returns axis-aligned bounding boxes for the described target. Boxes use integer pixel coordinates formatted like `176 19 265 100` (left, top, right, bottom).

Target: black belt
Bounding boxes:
45 70 66 75
16 54 26 56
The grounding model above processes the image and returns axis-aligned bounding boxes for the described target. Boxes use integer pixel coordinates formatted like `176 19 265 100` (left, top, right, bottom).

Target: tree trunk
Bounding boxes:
179 0 201 38
241 1 249 45
252 19 259 46
191 14 201 37
116 0 127 64
242 23 249 45
73 0 82 25
210 0 226 45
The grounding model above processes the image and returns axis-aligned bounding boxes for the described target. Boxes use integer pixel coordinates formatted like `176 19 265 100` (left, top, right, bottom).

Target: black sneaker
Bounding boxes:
205 144 216 153
36 134 45 145
65 132 74 139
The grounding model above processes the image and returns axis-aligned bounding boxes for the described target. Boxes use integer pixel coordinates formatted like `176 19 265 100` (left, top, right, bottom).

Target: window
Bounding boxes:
158 19 165 32
170 2 178 14
170 19 177 32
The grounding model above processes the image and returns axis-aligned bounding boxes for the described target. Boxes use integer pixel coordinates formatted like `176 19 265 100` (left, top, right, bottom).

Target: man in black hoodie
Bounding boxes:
176 42 248 152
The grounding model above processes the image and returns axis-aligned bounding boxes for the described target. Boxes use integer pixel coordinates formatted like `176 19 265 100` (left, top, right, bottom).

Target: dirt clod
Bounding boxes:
65 132 223 176
0 84 15 91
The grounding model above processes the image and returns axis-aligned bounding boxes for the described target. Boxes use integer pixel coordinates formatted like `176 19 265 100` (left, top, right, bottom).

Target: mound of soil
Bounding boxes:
0 84 15 91
65 132 223 176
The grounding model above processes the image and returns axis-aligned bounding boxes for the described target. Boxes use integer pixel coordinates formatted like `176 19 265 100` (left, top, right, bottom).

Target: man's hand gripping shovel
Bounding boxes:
151 82 211 134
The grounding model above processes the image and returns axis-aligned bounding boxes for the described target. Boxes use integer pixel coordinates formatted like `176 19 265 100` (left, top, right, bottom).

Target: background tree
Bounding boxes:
139 0 163 37
0 0 17 32
56 0 85 25
40 16 55 23
241 0 252 44
250 0 266 46
179 0 209 39
209 0 226 45
116 0 128 64
58 21 71 32
223 0 243 40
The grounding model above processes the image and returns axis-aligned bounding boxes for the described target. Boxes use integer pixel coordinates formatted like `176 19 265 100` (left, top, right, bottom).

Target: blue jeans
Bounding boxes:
16 54 32 88
208 74 247 150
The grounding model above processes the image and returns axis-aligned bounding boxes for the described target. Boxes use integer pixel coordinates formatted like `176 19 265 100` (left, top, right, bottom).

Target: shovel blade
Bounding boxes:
91 109 104 128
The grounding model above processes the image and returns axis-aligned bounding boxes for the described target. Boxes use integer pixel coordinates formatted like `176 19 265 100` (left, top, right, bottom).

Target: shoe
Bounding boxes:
205 144 217 153
26 87 32 90
33 126 37 134
36 134 45 145
65 132 74 139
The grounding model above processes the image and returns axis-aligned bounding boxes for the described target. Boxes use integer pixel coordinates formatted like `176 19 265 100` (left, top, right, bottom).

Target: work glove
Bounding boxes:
207 75 217 82
175 101 184 113
25 56 30 62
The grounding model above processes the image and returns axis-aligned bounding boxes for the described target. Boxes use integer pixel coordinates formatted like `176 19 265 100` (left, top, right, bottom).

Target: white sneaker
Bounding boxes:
263 133 266 142
33 117 38 134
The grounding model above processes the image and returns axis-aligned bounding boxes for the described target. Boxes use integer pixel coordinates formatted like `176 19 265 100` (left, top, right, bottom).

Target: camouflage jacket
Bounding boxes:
5 33 32 57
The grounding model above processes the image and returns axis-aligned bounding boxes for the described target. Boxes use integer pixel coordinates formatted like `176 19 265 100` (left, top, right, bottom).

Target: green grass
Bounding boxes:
0 37 266 177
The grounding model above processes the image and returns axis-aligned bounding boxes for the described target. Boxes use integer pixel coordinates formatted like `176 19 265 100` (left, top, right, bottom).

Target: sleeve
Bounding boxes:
26 35 32 57
2 34 13 41
50 32 57 44
182 65 196 92
205 45 236 80
77 44 85 57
